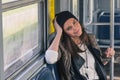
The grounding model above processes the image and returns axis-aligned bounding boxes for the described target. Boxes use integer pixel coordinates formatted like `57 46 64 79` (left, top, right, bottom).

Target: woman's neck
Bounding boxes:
71 37 81 45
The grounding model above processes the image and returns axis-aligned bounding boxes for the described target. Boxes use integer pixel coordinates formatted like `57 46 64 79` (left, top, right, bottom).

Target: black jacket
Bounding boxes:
71 45 107 80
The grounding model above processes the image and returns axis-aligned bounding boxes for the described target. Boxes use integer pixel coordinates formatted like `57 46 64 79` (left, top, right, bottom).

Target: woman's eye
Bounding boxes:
67 26 72 30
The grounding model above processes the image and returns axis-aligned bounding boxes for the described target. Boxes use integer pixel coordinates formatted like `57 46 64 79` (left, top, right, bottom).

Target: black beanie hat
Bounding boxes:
55 11 78 28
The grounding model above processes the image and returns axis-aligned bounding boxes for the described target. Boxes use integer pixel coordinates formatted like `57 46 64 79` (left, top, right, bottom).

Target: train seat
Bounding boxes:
97 11 120 45
32 66 55 80
31 62 60 80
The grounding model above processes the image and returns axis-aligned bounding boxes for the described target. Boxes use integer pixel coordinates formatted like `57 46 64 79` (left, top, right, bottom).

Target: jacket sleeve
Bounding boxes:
45 50 59 64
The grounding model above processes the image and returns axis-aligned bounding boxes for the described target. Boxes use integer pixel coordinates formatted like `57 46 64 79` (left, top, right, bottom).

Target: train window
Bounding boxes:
3 3 42 78
72 0 79 19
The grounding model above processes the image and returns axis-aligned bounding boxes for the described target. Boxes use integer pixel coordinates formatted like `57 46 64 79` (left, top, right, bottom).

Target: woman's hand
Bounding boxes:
105 47 115 58
53 18 63 34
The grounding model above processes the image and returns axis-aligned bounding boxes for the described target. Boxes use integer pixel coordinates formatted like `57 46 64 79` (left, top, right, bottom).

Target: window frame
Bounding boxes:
2 0 41 12
0 0 4 80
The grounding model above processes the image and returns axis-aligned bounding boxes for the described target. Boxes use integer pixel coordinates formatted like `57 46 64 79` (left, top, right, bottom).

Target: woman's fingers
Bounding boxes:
105 47 115 58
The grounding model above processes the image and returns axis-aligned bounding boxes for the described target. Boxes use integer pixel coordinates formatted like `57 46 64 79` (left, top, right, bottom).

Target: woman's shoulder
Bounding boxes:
88 33 100 50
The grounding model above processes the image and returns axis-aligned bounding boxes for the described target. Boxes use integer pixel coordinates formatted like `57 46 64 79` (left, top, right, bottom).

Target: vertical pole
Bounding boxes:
83 0 86 26
110 0 114 80
0 0 4 80
117 0 120 8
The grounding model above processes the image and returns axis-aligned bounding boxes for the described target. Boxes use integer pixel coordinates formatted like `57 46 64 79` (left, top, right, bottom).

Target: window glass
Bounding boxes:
3 4 39 77
72 0 79 19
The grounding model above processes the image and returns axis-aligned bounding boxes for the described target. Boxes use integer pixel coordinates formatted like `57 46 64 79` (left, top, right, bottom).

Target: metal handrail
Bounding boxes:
110 0 115 80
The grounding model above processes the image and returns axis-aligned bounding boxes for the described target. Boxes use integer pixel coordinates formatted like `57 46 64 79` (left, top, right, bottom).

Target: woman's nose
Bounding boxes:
73 26 77 30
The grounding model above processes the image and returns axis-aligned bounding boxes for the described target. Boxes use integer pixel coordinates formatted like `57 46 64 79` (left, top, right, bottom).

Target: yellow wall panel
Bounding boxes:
49 0 55 34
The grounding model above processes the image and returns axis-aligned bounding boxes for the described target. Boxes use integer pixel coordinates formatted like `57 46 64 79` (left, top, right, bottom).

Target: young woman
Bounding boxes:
45 11 115 80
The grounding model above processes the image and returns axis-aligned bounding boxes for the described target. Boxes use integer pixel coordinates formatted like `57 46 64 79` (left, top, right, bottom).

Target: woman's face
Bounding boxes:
63 18 82 38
